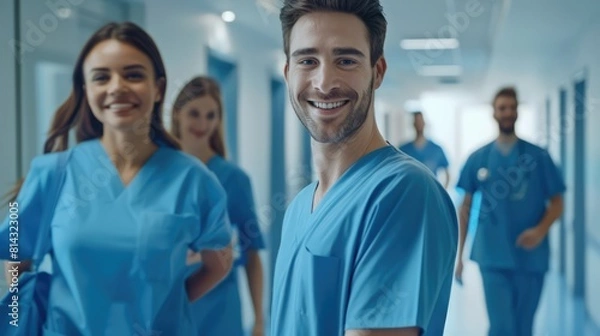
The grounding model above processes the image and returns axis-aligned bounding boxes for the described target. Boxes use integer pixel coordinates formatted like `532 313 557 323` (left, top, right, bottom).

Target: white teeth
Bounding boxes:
109 103 134 109
313 101 346 109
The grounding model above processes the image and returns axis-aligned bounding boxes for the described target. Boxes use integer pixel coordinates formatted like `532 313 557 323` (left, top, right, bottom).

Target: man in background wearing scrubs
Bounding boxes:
455 87 565 336
270 1 458 335
399 111 451 188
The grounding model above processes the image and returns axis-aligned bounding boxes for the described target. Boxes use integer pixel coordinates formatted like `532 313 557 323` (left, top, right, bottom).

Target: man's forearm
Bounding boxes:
457 195 472 258
537 195 563 234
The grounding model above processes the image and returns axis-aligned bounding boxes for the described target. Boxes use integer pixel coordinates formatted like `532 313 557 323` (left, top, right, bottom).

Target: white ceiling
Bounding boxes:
148 0 600 109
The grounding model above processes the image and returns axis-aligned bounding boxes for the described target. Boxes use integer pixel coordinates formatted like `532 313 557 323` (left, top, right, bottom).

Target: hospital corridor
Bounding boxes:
1 0 599 335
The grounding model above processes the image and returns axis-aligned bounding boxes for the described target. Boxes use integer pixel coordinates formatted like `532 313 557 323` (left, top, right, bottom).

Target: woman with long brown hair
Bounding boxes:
0 22 232 335
172 76 266 336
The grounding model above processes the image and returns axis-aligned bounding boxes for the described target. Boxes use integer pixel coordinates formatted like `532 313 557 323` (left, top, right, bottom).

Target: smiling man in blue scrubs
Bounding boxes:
455 87 566 336
399 111 451 188
270 1 459 335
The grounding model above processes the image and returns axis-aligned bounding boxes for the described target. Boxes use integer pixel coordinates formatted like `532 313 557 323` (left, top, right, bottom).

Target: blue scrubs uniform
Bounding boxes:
188 155 265 336
456 139 566 336
399 139 449 174
0 139 232 336
271 145 458 336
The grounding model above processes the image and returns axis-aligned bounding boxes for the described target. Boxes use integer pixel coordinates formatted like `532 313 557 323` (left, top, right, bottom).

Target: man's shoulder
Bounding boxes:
427 139 446 151
519 139 548 154
374 149 442 189
368 150 456 221
465 142 494 161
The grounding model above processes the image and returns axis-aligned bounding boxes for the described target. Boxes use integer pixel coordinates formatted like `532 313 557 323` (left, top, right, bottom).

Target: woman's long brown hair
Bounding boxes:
6 22 180 203
171 76 227 158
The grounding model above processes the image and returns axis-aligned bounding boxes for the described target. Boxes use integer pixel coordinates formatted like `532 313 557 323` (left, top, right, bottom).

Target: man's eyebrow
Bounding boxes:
332 47 365 58
291 47 366 58
291 48 318 57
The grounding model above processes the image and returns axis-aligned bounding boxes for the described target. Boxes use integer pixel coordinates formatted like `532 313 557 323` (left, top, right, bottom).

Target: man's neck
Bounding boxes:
311 119 387 211
414 134 427 148
495 132 518 155
496 132 518 144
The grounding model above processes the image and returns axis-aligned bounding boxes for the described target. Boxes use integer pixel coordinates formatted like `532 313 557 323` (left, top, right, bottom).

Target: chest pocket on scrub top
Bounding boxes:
296 245 342 336
136 212 197 282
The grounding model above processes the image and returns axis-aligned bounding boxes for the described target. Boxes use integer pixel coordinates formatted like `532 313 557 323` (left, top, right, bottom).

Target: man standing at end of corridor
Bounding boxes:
399 111 451 188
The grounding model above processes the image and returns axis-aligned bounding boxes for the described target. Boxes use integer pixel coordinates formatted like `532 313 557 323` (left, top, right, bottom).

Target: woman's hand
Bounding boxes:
185 245 233 302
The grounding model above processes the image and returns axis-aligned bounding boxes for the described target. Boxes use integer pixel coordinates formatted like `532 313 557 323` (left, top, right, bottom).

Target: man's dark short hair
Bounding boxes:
493 87 518 107
280 0 387 67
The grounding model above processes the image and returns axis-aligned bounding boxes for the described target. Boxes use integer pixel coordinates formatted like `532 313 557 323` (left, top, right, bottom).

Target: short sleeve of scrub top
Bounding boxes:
439 146 450 168
188 170 232 252
456 151 482 194
344 167 458 332
539 150 566 198
0 153 60 261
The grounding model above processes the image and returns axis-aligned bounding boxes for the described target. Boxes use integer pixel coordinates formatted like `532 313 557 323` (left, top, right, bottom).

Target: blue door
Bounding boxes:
301 128 312 185
208 50 239 163
573 79 586 297
559 88 567 276
268 77 286 301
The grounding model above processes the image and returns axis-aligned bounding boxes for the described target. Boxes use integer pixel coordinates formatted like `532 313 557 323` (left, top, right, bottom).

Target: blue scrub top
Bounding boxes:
399 139 449 174
270 145 458 335
206 155 265 268
188 155 265 336
0 139 232 335
456 139 566 272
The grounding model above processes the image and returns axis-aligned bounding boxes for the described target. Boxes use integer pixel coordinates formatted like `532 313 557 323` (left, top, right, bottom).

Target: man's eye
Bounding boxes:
339 59 357 66
299 59 316 66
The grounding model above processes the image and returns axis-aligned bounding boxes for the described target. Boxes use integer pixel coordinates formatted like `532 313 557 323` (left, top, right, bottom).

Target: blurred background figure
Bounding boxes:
455 87 565 336
172 76 266 336
399 111 451 188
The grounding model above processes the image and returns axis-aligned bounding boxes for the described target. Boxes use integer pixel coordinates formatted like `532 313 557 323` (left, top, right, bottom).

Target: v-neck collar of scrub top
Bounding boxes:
412 139 430 152
90 138 164 200
493 138 519 157
309 144 396 216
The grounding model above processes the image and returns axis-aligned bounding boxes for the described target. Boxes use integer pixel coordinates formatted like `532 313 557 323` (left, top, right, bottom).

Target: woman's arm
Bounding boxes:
245 250 264 334
185 245 233 302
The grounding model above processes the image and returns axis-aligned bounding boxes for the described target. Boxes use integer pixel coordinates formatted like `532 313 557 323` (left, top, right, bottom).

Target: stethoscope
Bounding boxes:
476 140 530 201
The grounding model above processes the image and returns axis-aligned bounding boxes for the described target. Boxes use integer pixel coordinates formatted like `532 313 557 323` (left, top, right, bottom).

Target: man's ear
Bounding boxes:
373 56 387 89
284 62 289 83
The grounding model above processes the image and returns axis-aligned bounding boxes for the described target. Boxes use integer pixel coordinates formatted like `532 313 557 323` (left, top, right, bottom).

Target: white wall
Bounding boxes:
0 0 18 195
0 0 17 295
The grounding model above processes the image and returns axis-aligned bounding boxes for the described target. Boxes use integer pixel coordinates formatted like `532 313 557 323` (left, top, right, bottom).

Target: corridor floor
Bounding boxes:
443 258 600 336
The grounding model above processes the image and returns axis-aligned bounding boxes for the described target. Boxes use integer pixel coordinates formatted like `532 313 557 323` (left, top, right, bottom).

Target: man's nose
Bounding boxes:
312 65 341 95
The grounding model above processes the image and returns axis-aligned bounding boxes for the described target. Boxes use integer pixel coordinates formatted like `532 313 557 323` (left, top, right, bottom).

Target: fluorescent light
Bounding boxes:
221 11 236 22
400 38 459 50
418 65 462 77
